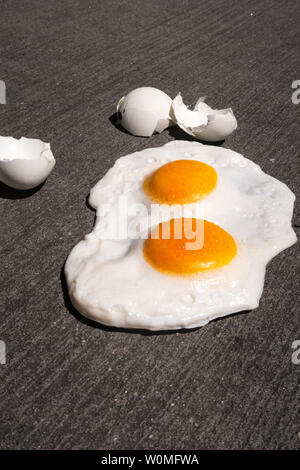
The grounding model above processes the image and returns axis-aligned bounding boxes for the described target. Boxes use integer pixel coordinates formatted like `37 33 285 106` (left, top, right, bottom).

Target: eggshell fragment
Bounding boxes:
117 87 173 137
172 94 237 142
0 136 55 190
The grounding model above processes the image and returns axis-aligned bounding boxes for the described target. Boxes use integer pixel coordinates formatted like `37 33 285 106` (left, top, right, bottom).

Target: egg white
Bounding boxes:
65 141 296 330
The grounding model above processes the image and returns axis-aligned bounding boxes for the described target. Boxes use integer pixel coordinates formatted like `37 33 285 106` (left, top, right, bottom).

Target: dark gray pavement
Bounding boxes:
0 0 299 449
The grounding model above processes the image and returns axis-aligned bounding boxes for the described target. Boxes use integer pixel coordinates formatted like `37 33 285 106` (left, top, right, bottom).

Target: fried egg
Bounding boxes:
65 141 296 330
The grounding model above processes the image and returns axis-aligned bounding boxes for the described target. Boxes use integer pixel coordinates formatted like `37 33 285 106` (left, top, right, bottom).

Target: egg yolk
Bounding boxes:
143 159 217 204
143 218 237 276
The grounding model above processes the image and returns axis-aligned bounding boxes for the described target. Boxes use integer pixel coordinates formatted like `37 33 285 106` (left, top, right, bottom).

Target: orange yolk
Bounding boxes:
143 159 217 204
143 218 237 276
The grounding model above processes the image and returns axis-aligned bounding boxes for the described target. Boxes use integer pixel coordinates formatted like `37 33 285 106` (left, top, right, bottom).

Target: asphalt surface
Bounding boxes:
0 0 299 450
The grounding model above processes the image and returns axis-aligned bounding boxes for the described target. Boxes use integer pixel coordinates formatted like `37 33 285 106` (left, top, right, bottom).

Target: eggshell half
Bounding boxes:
0 136 55 190
172 94 237 142
117 87 173 137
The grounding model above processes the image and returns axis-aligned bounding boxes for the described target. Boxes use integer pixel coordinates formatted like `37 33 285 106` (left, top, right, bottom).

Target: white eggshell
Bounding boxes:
117 87 173 137
0 136 55 190
172 94 237 142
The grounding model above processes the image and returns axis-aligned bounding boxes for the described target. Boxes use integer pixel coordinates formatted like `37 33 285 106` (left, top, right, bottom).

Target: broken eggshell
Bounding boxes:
116 87 174 137
171 94 237 142
0 136 55 190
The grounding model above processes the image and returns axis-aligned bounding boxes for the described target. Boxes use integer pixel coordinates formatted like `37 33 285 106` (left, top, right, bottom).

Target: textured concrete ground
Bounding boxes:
0 0 299 450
